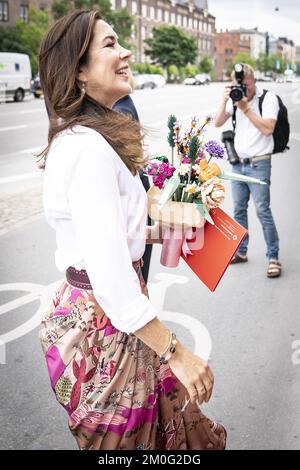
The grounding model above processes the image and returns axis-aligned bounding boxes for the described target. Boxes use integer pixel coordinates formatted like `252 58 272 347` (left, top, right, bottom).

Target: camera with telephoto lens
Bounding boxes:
229 63 247 102
221 130 240 165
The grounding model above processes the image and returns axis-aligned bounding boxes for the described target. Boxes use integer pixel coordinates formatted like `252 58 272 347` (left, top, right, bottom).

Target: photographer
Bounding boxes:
215 64 281 278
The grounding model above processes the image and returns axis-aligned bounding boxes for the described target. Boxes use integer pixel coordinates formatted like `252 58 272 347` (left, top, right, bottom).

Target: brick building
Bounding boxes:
112 1 216 64
0 0 52 26
1 0 216 65
277 37 296 64
214 31 251 81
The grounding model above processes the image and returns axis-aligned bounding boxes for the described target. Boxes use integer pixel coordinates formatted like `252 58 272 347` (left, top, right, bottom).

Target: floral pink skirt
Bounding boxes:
39 261 226 450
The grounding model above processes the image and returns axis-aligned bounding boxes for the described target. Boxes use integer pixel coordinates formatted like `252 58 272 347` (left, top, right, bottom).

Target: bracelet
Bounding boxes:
160 333 177 364
244 106 251 115
160 330 172 356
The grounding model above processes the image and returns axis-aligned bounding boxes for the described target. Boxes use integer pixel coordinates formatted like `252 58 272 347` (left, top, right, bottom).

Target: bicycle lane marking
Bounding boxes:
0 280 61 363
0 273 212 363
148 273 212 360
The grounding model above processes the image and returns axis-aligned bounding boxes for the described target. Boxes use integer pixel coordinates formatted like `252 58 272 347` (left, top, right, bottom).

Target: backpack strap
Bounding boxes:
258 89 268 116
232 104 237 131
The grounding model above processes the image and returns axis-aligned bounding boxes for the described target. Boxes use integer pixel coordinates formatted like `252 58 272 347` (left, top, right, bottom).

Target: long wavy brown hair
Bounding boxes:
38 9 144 174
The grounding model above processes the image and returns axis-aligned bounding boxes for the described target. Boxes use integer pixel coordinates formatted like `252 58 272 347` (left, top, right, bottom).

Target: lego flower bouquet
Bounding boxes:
144 115 265 267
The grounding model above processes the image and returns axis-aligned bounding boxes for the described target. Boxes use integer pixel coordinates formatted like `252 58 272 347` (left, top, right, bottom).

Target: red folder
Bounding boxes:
182 208 248 291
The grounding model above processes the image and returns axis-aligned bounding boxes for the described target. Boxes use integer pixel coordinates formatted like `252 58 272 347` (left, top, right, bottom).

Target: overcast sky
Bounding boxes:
209 0 300 45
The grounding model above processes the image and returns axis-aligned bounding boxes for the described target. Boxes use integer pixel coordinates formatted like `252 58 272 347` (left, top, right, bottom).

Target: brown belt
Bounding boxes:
66 258 143 290
66 266 93 290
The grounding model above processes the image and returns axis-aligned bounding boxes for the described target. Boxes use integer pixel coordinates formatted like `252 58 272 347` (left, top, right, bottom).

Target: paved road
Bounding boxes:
0 83 300 449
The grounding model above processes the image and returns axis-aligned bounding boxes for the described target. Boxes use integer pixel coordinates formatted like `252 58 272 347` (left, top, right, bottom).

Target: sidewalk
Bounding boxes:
0 185 43 236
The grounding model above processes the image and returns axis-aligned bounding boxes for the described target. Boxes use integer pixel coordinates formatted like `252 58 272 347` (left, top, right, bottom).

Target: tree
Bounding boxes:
233 52 256 69
108 7 133 49
133 63 163 75
0 26 30 55
256 52 272 72
269 53 286 74
199 55 212 74
167 64 180 82
225 52 256 78
15 6 50 75
52 0 133 48
53 0 111 19
145 26 197 69
52 0 70 19
185 63 198 77
225 59 234 78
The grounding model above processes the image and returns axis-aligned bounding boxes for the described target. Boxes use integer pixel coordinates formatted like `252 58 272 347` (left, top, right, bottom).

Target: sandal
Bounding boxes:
267 260 282 278
230 253 248 264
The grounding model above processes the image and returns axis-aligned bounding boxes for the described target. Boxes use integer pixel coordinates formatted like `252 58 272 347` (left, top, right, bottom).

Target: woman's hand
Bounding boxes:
168 341 214 405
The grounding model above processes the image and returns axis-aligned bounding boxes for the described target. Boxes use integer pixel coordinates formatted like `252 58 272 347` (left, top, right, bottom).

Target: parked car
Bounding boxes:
275 75 286 83
134 73 165 89
0 52 32 102
31 74 43 98
257 75 273 82
286 75 300 83
150 74 166 88
195 73 211 85
183 77 197 85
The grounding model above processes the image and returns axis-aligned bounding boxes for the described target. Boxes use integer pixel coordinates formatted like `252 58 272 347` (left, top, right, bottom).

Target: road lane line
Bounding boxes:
0 125 27 132
0 274 212 362
1 107 298 183
0 172 42 185
19 108 45 115
20 146 44 154
0 112 211 159
1 145 44 159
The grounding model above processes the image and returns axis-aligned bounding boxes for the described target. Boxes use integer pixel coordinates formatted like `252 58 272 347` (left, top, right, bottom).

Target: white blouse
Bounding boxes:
43 125 157 333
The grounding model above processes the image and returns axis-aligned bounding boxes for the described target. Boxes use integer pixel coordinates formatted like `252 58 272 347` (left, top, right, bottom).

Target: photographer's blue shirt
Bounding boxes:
226 86 279 158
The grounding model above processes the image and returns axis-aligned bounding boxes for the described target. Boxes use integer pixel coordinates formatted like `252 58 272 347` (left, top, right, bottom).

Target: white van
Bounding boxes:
0 52 32 102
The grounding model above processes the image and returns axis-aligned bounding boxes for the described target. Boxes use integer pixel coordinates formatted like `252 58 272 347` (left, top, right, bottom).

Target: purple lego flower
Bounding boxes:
204 140 225 159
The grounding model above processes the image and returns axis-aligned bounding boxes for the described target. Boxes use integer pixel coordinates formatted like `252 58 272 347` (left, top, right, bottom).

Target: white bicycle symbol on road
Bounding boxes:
0 273 212 364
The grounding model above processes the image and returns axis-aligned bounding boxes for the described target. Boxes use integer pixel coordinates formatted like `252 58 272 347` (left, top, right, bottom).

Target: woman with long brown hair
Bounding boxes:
38 9 226 450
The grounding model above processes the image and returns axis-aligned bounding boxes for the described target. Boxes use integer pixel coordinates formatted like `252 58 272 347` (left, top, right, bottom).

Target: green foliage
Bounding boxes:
52 0 69 19
0 26 30 55
210 68 216 80
167 115 177 149
167 64 179 82
225 52 256 78
54 0 112 17
185 63 198 77
52 1 133 48
225 59 234 78
233 52 256 69
179 66 187 81
188 136 199 163
199 55 212 74
109 7 133 49
132 63 164 75
15 6 50 75
145 26 197 69
268 53 287 73
256 52 272 72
